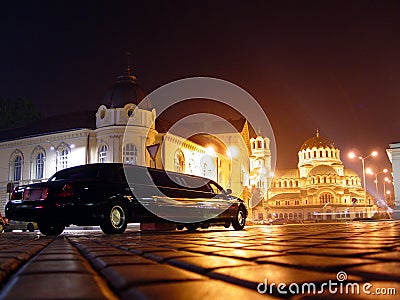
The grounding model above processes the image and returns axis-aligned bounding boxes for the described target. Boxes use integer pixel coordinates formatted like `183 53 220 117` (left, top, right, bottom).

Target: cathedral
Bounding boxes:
251 130 376 222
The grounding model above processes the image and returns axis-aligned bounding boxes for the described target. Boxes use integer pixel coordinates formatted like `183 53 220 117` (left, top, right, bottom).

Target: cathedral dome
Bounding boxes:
103 67 152 110
308 165 337 176
300 130 335 151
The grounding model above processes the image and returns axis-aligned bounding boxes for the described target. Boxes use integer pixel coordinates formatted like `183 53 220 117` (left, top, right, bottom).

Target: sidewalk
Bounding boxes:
0 221 399 299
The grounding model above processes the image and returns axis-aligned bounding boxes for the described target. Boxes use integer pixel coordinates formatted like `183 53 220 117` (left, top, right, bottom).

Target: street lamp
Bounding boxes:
348 151 378 217
366 168 388 202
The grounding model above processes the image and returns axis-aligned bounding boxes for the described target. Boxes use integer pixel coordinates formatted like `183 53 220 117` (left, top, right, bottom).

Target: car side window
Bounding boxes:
208 182 223 194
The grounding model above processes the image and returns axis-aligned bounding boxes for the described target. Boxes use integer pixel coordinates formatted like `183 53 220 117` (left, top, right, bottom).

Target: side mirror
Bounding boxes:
225 188 232 195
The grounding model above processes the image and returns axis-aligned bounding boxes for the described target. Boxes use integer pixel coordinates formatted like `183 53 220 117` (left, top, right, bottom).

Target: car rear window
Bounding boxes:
49 165 100 181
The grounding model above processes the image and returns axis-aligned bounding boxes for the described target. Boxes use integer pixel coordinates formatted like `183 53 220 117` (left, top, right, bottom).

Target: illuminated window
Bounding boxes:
13 155 23 181
58 149 69 170
174 149 185 172
123 144 138 165
319 193 332 204
35 152 45 179
99 145 108 163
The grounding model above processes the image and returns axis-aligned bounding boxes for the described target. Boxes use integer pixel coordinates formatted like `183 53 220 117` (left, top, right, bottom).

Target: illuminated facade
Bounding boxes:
252 130 376 222
387 143 400 219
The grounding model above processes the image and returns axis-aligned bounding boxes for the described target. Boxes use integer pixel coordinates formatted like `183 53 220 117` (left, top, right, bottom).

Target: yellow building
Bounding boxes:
253 130 376 222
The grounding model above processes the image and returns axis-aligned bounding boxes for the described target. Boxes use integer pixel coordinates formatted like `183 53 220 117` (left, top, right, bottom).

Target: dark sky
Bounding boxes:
1 1 399 180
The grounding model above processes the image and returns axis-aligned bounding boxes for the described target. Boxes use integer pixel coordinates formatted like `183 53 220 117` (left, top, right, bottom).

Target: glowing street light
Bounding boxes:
366 168 388 203
348 151 378 217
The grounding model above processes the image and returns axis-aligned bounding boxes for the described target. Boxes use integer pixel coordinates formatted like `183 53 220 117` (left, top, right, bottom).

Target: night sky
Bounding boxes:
1 1 399 185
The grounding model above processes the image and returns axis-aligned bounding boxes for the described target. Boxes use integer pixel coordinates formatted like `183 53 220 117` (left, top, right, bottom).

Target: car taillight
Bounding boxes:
10 188 21 200
41 188 49 200
57 184 74 198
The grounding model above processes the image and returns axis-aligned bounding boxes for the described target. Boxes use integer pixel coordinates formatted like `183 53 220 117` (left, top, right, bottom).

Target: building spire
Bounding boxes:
316 128 319 138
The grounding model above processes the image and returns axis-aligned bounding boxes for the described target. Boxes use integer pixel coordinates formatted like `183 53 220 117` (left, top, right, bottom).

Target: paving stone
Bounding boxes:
345 261 400 281
143 250 203 262
20 259 91 274
121 279 278 300
363 251 400 261
31 253 84 261
168 255 255 274
287 247 381 257
256 254 379 271
213 249 282 260
101 264 206 291
0 273 112 300
91 254 157 270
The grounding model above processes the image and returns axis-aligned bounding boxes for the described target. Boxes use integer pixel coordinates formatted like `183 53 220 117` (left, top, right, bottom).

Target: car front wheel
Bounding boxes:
100 201 128 234
38 221 65 236
232 206 246 230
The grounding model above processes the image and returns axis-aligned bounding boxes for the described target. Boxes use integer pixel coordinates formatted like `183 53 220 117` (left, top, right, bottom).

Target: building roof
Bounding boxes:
269 193 300 201
103 67 152 110
0 111 96 142
300 129 336 151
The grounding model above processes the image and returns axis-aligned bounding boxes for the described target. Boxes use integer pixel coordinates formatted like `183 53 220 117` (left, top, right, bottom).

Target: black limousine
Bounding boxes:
5 163 247 235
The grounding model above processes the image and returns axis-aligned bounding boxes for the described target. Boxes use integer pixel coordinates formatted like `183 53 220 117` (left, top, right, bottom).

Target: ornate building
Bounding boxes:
0 68 273 214
253 130 376 222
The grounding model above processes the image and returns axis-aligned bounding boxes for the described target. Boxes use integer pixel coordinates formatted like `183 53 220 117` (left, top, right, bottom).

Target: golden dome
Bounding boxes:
300 129 336 151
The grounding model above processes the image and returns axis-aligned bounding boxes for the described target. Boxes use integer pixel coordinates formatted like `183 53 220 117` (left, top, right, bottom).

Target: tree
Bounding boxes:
0 98 41 129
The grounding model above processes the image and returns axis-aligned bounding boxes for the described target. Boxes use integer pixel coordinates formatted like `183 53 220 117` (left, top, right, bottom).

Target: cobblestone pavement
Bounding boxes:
0 221 399 299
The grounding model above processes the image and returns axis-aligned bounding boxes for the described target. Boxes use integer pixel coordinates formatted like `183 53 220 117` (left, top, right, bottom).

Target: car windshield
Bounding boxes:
49 165 100 181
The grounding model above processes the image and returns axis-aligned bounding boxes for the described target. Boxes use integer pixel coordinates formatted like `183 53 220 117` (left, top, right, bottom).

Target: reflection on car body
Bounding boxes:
5 163 247 235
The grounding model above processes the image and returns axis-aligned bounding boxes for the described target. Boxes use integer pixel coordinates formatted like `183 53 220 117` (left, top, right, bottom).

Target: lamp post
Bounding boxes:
366 168 388 202
348 151 378 218
384 177 391 200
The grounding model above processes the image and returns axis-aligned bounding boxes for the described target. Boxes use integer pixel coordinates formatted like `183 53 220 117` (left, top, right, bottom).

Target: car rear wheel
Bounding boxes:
232 206 246 230
100 201 128 234
27 222 35 232
186 223 198 231
38 221 65 236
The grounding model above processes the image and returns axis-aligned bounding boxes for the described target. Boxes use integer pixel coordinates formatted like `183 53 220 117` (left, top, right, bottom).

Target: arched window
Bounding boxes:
59 149 69 170
123 144 138 165
13 155 23 182
35 152 45 179
31 147 45 180
319 193 332 204
174 150 185 172
98 144 108 163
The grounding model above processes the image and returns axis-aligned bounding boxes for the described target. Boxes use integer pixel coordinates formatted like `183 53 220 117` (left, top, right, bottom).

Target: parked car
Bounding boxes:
5 163 247 235
4 220 37 232
271 218 288 225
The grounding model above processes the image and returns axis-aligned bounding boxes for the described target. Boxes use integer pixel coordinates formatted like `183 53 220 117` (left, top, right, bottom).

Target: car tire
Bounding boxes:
186 223 198 231
27 222 35 232
232 206 246 230
37 221 65 236
176 224 184 230
100 201 128 234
